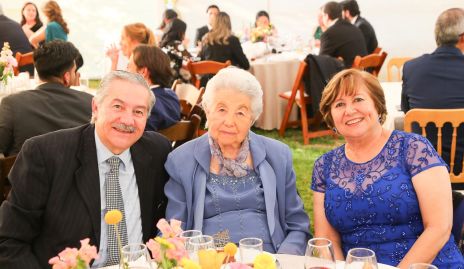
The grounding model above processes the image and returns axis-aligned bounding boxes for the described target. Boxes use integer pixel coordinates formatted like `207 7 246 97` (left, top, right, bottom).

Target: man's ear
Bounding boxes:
63 71 71 87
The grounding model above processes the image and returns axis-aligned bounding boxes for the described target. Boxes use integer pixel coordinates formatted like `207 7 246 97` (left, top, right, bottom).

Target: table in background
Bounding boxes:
380 82 404 131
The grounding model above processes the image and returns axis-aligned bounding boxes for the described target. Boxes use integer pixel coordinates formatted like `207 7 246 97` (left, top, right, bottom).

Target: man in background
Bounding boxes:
0 40 92 156
319 1 367 67
340 0 378 54
195 4 220 47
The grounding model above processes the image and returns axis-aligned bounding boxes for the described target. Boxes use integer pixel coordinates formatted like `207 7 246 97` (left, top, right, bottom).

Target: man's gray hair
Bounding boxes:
91 71 155 123
435 8 464 46
202 66 263 122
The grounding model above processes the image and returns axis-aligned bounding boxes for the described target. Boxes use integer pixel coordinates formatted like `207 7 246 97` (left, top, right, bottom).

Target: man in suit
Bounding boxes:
194 4 220 47
0 71 171 268
0 4 33 74
0 40 92 157
340 0 378 54
319 1 367 68
401 8 464 181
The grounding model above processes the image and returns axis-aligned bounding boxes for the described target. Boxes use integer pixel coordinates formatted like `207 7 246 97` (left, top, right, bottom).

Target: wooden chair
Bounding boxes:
404 108 464 184
158 114 201 148
373 47 382 54
387 57 413 81
173 82 205 119
352 51 388 77
13 52 34 76
0 155 16 204
186 60 231 88
278 61 334 144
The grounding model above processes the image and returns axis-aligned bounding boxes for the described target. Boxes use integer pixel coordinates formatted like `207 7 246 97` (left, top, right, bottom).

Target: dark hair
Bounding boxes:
20 2 43 27
33 40 79 80
323 1 342 21
43 0 69 34
340 0 360 17
256 10 270 21
75 52 84 70
132 45 173 88
206 5 219 13
159 9 178 30
159 18 187 48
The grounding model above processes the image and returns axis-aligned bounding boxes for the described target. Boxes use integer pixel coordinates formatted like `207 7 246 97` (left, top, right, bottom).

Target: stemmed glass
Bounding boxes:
188 235 215 263
120 243 154 269
408 263 438 269
304 238 336 269
344 248 378 269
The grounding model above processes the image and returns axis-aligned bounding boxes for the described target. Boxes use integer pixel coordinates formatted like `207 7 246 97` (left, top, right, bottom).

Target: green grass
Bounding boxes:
253 128 344 232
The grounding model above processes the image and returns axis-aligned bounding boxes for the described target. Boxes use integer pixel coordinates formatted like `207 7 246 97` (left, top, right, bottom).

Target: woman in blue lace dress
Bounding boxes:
164 67 310 254
312 69 464 268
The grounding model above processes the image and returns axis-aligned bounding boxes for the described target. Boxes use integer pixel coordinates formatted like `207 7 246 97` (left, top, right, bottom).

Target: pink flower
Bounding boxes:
156 218 184 238
6 56 17 67
146 238 163 262
228 262 253 269
78 238 99 264
165 237 188 261
49 257 69 269
170 219 183 236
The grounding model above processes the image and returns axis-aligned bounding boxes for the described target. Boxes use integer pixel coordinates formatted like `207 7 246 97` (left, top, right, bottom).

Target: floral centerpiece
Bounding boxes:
250 25 274 43
48 238 99 269
0 42 17 86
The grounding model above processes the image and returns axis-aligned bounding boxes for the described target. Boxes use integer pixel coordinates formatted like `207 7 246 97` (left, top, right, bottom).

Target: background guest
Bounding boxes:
20 2 43 39
195 4 220 47
0 40 92 156
30 0 69 48
165 67 310 255
340 0 378 54
254 10 277 37
312 6 326 48
128 45 180 131
313 68 464 268
199 12 249 70
106 22 155 71
319 1 367 67
159 9 178 33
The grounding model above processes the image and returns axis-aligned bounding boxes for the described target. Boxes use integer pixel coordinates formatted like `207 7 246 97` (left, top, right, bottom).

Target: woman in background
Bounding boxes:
20 2 43 39
106 22 155 71
30 0 68 48
254 10 277 37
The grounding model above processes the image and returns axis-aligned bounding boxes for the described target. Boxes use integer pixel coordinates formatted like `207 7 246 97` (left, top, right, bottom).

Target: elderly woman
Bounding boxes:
164 67 310 254
312 69 464 268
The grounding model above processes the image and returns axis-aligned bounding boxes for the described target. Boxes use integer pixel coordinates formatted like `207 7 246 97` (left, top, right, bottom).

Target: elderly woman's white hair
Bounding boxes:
202 66 263 122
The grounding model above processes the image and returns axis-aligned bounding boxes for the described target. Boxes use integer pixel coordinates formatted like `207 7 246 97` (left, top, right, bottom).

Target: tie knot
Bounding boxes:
106 156 120 170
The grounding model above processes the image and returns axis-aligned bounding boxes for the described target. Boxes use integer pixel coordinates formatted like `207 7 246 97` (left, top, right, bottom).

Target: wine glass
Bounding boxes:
239 237 263 265
409 263 438 269
120 243 154 269
304 238 336 269
344 248 378 269
188 235 215 262
179 230 202 258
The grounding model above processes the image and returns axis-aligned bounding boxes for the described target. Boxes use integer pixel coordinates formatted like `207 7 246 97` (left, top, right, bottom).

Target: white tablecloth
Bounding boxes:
380 82 404 131
276 254 397 269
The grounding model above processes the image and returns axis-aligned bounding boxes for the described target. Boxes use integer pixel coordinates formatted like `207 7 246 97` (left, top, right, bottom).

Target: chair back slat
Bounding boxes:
352 51 388 77
13 52 34 76
186 60 231 88
173 83 205 119
158 114 201 148
387 57 412 81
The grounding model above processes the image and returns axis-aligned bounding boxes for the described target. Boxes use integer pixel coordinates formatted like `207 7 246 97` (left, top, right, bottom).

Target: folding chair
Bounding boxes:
158 114 201 148
387 57 413 81
352 51 388 77
13 52 34 76
186 60 231 88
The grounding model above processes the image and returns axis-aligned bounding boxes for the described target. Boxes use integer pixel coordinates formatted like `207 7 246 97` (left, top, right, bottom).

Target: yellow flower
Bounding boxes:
181 258 201 269
198 249 226 269
224 242 238 257
104 209 122 225
253 253 276 269
155 237 175 249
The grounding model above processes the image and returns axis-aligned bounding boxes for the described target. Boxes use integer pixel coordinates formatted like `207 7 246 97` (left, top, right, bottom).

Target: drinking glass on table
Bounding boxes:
344 248 378 269
304 238 336 269
239 237 263 265
179 230 202 258
121 243 154 269
188 235 215 262
408 263 438 269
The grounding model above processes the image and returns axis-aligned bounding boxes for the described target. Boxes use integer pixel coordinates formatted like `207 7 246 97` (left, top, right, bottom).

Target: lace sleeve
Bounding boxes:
311 155 327 193
404 133 448 177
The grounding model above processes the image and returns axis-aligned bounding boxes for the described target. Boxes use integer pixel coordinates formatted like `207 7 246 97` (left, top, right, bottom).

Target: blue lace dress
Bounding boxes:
311 130 464 268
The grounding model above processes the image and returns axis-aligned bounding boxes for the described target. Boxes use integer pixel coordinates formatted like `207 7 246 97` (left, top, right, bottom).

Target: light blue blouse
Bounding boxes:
46 21 68 42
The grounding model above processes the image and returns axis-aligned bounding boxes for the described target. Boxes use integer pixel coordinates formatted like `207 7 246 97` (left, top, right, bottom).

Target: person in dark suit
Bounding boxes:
340 0 378 54
0 40 92 157
0 4 33 75
401 8 464 181
319 1 367 68
0 71 171 268
194 5 220 47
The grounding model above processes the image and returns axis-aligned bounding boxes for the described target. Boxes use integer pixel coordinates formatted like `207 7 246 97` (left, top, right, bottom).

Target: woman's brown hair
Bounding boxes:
20 2 43 26
132 45 173 88
43 0 69 34
124 23 155 45
203 11 232 46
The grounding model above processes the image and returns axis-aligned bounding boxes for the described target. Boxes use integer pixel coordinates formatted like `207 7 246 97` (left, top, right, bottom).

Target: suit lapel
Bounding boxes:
75 125 101 247
192 134 210 230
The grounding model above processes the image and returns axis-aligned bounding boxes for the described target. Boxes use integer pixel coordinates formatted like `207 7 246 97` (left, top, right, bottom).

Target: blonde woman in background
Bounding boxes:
30 0 69 48
106 22 155 71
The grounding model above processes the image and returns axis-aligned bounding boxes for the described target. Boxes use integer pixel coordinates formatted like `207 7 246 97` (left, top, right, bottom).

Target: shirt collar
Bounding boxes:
327 18 339 28
350 15 358 25
94 129 131 168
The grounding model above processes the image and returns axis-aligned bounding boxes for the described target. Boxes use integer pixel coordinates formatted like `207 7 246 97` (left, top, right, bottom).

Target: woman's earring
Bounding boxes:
332 127 338 133
378 115 382 122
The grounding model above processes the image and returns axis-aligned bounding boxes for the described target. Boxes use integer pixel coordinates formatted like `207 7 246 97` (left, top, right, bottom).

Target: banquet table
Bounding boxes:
249 52 306 130
380 81 404 131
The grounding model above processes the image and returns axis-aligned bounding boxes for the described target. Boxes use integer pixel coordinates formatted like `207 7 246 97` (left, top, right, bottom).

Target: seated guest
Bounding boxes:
106 22 155 71
312 6 326 48
312 69 464 268
319 1 367 67
0 40 92 156
30 1 69 48
159 18 192 82
0 71 171 268
401 8 464 180
128 45 180 131
20 2 43 39
0 3 33 75
253 10 277 39
340 0 378 54
195 5 220 47
165 67 311 255
159 9 178 33
199 12 250 70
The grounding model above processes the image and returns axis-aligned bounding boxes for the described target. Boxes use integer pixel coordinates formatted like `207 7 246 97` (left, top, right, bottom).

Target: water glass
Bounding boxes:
188 235 215 262
180 230 202 257
408 263 438 269
304 238 336 269
120 243 153 269
239 237 263 265
345 248 378 269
